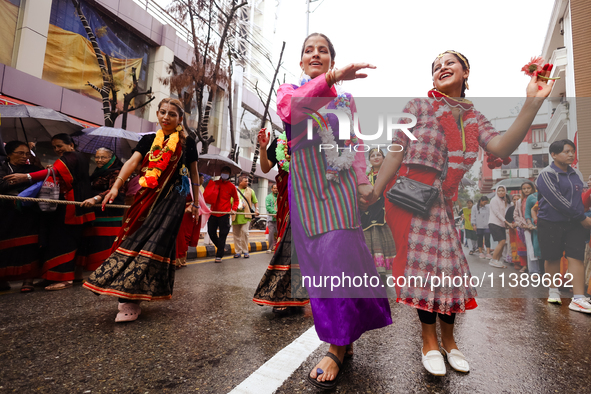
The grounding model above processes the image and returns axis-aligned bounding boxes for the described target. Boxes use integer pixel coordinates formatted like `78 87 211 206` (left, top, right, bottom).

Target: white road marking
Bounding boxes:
228 326 321 394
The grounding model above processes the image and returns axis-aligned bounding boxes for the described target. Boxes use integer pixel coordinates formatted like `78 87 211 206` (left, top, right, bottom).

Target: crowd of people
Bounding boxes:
3 31 591 390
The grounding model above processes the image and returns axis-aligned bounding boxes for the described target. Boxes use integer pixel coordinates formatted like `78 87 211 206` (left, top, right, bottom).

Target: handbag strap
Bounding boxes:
236 187 253 213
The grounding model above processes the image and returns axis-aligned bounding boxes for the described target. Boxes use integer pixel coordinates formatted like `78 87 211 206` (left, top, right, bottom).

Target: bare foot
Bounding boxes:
309 345 345 383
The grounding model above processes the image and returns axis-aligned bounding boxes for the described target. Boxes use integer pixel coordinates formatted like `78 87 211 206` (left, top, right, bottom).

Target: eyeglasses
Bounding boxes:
95 156 111 160
12 151 31 156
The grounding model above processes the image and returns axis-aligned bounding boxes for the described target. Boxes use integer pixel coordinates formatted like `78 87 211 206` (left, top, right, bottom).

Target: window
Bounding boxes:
501 155 519 169
532 154 549 169
532 128 546 143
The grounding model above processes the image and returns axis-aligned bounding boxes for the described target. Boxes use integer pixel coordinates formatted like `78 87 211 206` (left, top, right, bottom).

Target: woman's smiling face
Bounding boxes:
300 35 334 79
432 53 469 97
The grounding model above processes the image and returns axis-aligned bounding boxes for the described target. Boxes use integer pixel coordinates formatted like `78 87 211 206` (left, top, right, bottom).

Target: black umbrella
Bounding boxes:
198 154 242 176
71 126 149 160
0 105 83 143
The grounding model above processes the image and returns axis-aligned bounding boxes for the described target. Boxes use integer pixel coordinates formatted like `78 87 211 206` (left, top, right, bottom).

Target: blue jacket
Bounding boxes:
535 162 586 222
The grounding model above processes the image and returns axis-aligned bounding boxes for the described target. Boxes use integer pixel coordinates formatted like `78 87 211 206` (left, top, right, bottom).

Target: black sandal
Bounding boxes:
307 352 343 390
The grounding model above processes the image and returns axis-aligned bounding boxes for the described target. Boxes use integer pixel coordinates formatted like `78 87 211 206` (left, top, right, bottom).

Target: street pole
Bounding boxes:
306 0 310 36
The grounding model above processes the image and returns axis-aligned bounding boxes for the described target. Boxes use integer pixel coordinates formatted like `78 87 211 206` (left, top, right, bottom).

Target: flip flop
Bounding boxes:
20 284 35 293
345 344 354 359
307 352 344 390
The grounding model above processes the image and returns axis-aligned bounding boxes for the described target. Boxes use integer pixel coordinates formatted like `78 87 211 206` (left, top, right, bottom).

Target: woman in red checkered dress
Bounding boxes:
372 50 555 376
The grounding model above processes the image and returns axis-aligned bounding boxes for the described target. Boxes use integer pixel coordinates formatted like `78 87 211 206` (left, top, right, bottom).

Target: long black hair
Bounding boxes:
476 195 489 212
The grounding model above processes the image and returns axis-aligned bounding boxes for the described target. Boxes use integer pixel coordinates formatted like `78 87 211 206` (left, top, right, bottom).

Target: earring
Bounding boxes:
176 125 183 132
465 79 469 90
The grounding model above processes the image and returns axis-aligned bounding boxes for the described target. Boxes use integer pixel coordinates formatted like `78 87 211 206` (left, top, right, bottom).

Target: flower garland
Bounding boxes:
299 73 357 182
275 132 290 172
139 129 179 188
429 90 479 200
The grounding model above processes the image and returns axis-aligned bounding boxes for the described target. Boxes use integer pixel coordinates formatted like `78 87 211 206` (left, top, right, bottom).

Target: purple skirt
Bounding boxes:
290 184 392 346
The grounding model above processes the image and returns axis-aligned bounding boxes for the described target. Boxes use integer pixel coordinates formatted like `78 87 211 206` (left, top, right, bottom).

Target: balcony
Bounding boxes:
549 47 567 98
546 102 569 143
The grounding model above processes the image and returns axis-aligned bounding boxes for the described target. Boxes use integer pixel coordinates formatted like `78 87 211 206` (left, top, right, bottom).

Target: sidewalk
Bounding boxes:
188 231 270 259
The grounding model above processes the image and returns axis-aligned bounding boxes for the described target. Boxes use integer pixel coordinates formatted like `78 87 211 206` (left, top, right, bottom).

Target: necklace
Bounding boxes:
299 74 357 182
428 90 479 200
139 129 179 188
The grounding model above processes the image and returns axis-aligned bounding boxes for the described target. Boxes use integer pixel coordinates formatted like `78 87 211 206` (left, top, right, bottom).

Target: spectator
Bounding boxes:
4 134 95 291
232 175 259 258
471 196 492 259
488 186 510 268
78 147 126 271
204 166 239 263
524 184 542 274
535 139 591 312
506 194 522 270
266 183 278 254
463 200 477 255
0 140 43 292
514 181 537 273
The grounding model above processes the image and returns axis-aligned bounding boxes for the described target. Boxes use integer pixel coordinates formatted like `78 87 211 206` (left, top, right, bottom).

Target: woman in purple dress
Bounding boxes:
276 33 391 389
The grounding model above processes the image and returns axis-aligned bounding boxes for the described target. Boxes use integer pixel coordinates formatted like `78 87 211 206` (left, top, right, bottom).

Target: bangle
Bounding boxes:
27 173 32 183
192 203 200 209
116 176 125 183
93 196 99 202
192 182 201 186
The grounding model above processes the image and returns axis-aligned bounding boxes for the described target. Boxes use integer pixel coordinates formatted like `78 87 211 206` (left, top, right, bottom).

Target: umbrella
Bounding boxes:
0 105 83 143
461 177 475 187
492 177 531 191
198 154 242 176
71 126 150 159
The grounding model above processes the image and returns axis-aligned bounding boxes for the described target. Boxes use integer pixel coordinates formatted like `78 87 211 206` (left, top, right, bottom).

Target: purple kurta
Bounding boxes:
279 75 392 345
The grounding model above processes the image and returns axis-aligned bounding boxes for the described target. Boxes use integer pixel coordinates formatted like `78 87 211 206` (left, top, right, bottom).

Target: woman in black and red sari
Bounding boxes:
83 98 200 323
252 128 309 313
5 134 95 291
0 140 43 292
78 147 126 271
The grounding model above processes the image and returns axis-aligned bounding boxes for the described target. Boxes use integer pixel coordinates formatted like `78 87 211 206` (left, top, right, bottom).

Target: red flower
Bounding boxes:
153 149 162 157
146 176 159 188
488 162 496 169
502 157 512 165
521 56 545 77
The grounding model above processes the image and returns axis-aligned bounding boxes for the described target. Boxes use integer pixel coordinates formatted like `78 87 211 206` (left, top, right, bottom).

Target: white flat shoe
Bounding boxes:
115 302 141 322
442 347 469 372
421 348 446 376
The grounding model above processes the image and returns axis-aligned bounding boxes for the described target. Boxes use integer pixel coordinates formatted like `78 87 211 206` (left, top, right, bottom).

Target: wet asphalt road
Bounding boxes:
1 246 590 393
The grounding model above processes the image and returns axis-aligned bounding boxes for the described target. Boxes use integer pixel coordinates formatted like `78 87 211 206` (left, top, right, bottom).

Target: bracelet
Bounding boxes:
192 203 200 209
27 173 32 183
192 182 201 186
116 176 125 183
93 196 99 202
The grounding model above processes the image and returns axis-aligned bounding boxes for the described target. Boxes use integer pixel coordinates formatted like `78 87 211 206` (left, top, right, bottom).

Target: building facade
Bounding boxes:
541 0 591 178
0 0 281 208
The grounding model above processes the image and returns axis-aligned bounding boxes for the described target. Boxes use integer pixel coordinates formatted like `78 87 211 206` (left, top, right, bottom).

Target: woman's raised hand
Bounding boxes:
257 128 269 149
335 63 376 82
526 64 555 98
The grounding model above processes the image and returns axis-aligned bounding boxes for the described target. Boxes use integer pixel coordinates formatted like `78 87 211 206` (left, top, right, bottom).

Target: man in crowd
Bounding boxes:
232 175 259 259
204 166 239 263
535 139 591 312
265 184 278 254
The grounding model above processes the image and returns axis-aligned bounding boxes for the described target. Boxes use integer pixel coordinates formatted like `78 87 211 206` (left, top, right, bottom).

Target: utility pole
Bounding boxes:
305 0 322 36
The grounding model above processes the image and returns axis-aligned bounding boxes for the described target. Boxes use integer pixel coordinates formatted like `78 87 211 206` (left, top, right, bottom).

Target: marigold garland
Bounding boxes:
275 132 290 172
429 90 479 200
139 129 179 188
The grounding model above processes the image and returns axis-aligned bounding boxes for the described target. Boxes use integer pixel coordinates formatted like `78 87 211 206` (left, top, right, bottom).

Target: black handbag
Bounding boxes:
386 160 448 216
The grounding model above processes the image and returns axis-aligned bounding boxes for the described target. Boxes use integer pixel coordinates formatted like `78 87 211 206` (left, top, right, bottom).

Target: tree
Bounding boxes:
71 0 154 128
165 0 247 154
247 41 286 186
